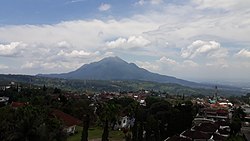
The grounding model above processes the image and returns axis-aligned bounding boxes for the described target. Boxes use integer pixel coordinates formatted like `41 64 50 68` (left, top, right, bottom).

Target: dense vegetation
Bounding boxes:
0 83 198 141
1 80 250 141
0 106 66 141
0 74 244 96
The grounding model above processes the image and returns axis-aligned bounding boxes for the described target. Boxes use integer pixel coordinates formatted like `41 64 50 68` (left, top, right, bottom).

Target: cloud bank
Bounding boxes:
0 0 250 82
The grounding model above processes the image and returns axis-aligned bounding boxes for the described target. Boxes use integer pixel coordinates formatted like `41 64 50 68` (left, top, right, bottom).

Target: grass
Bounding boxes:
67 126 125 141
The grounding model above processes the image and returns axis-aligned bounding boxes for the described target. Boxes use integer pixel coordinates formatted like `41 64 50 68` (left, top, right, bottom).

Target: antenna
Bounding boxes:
214 85 218 101
29 78 31 89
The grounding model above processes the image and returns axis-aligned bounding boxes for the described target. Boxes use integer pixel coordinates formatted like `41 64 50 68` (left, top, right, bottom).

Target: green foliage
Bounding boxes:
0 106 66 141
232 106 246 120
230 107 247 136
81 114 90 141
230 117 242 136
95 101 121 141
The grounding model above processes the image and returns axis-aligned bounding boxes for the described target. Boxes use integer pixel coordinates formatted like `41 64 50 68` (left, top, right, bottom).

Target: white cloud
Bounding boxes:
56 41 72 48
98 3 111 11
192 0 250 10
0 18 159 74
183 60 199 67
136 61 160 72
158 56 178 65
192 0 236 9
104 51 115 57
0 42 26 57
236 49 250 58
57 50 92 58
0 64 8 69
21 62 35 69
206 59 229 68
181 40 228 59
136 0 145 5
136 57 201 78
106 35 151 49
136 0 163 5
21 60 82 72
150 0 163 5
0 19 158 50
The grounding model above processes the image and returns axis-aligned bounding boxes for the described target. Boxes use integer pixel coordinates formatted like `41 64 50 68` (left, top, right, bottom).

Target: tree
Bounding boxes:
53 88 61 94
230 117 242 135
0 106 66 141
230 107 246 136
96 102 120 141
81 114 90 141
43 85 47 92
233 106 246 120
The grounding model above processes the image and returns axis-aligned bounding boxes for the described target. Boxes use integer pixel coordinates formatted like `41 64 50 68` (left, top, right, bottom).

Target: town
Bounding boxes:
1 81 249 141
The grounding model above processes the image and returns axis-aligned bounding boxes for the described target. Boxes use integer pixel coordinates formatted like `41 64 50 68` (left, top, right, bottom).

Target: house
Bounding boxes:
210 133 227 141
192 122 219 134
51 109 82 134
0 97 9 106
165 135 191 141
11 101 28 109
113 116 135 130
193 118 215 126
181 129 211 141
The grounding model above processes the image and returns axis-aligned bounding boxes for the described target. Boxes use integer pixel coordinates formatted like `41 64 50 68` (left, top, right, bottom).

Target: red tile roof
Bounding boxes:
51 109 82 127
215 120 230 127
182 130 211 140
11 102 27 108
212 133 227 141
167 135 191 141
193 122 219 133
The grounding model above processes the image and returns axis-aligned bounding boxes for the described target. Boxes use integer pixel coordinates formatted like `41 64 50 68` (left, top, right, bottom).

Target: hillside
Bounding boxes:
0 74 244 96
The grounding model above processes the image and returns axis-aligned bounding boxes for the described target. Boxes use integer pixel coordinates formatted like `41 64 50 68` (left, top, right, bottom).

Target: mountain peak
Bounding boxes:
99 56 125 63
38 56 199 88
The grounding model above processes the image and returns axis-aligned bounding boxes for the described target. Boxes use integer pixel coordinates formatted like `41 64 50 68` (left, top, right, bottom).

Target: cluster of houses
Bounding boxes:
165 120 230 141
3 82 250 140
166 88 234 141
0 81 22 92
86 91 150 106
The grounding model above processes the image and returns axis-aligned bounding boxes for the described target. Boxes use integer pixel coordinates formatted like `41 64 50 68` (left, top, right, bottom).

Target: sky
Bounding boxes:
0 0 250 83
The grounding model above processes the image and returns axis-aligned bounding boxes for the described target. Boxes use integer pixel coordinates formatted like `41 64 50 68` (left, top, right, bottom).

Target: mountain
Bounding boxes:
38 56 207 88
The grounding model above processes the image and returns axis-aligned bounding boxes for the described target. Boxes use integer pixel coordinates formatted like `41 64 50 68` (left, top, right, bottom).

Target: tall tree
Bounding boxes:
96 102 120 141
81 114 90 141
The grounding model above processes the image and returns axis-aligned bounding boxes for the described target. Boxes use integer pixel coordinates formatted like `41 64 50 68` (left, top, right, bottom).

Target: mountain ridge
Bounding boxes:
37 57 213 88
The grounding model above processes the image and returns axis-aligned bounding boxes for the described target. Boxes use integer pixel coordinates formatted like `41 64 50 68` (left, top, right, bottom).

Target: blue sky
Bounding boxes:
0 0 250 83
0 0 189 25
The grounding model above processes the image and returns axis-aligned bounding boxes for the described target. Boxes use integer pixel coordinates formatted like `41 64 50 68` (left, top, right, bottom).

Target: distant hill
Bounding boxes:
38 56 206 88
0 74 244 96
